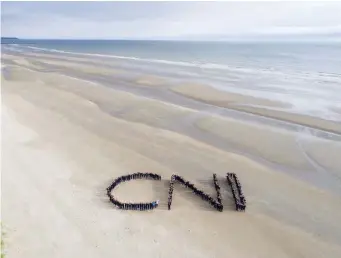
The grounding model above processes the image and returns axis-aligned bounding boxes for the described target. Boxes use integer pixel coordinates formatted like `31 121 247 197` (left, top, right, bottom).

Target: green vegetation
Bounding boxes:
1 223 5 258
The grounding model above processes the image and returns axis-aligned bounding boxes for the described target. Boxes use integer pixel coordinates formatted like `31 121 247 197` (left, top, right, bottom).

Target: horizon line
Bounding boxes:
2 37 340 42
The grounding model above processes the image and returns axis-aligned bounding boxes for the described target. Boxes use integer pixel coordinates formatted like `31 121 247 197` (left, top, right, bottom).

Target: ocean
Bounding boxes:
2 39 341 121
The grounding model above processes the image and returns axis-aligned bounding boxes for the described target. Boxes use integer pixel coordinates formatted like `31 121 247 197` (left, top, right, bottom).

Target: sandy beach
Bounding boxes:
2 52 341 258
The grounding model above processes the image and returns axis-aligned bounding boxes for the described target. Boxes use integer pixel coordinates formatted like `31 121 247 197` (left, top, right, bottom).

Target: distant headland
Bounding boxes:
1 37 20 44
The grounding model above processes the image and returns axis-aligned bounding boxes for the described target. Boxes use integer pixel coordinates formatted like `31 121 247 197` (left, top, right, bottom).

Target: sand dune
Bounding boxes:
2 53 341 258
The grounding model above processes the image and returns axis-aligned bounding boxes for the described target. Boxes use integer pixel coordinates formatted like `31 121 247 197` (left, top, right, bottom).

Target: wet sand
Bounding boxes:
171 83 341 135
2 52 341 258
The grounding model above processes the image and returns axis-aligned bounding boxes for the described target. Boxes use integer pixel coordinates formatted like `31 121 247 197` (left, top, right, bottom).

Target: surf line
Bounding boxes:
106 172 246 212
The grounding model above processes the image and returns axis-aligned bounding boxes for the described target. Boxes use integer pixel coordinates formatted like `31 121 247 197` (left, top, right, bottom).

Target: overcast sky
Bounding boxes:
1 1 341 39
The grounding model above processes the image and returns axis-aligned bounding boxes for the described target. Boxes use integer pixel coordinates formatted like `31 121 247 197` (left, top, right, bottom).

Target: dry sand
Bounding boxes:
135 75 167 87
2 53 341 258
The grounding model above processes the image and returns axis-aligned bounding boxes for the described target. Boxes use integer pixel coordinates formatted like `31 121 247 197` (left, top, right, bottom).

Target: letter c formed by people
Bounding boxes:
106 172 161 211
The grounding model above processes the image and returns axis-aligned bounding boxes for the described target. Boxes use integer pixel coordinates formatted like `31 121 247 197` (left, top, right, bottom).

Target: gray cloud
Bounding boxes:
1 1 341 39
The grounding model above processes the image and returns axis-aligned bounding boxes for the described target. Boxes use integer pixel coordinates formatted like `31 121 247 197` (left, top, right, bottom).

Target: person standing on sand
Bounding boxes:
152 200 159 209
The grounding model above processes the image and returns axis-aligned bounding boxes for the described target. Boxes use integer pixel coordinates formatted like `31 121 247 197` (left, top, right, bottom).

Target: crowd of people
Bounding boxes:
232 173 246 209
106 172 161 211
167 175 175 210
167 174 224 212
226 173 246 212
107 172 246 212
213 173 223 206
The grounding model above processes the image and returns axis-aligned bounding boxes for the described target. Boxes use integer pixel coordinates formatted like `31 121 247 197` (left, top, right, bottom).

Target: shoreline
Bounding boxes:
3 48 341 123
